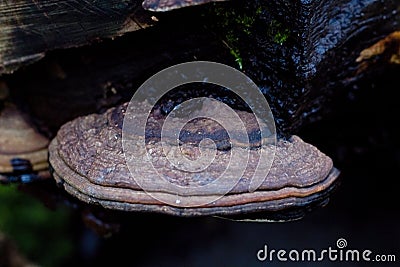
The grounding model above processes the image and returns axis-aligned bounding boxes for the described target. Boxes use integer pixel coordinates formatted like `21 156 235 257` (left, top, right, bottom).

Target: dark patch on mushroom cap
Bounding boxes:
49 100 340 218
142 0 228 12
109 101 267 150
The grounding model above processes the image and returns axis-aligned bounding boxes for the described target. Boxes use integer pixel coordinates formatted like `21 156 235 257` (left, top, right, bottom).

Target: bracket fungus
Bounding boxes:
142 0 228 12
49 100 340 220
0 102 50 183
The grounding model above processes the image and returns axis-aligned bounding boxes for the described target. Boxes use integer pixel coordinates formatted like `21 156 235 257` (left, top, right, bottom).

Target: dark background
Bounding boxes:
68 64 399 267
2 63 398 267
0 6 398 261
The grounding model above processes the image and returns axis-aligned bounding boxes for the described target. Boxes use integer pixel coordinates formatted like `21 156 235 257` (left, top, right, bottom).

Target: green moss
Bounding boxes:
0 184 74 267
222 32 242 69
229 47 243 70
205 3 291 68
235 15 256 34
205 4 263 70
269 20 290 45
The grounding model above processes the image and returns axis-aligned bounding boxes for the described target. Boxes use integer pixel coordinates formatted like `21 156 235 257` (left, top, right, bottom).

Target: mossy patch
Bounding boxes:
204 3 290 70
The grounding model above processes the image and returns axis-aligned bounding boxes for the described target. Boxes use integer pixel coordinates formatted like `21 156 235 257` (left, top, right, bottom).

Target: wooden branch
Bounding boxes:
0 0 155 75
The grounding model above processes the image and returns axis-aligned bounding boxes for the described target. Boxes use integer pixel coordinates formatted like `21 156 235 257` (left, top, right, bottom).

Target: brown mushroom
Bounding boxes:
49 99 340 219
0 101 50 182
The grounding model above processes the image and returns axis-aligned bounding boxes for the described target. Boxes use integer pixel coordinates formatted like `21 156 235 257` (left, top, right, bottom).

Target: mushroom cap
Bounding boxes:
142 0 228 12
0 102 49 173
49 100 340 218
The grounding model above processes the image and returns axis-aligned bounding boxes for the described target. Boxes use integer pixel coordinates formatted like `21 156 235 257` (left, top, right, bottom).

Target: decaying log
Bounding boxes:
2 0 399 137
0 0 155 75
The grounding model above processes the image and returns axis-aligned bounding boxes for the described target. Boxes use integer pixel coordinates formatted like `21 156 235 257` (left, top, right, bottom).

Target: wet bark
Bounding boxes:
1 0 399 137
0 0 155 74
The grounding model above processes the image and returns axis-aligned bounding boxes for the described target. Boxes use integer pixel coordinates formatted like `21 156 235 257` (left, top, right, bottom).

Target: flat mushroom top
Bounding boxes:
51 100 334 197
142 0 228 11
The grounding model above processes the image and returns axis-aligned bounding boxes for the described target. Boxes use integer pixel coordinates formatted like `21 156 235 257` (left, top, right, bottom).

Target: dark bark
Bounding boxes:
0 0 155 74
2 0 399 137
